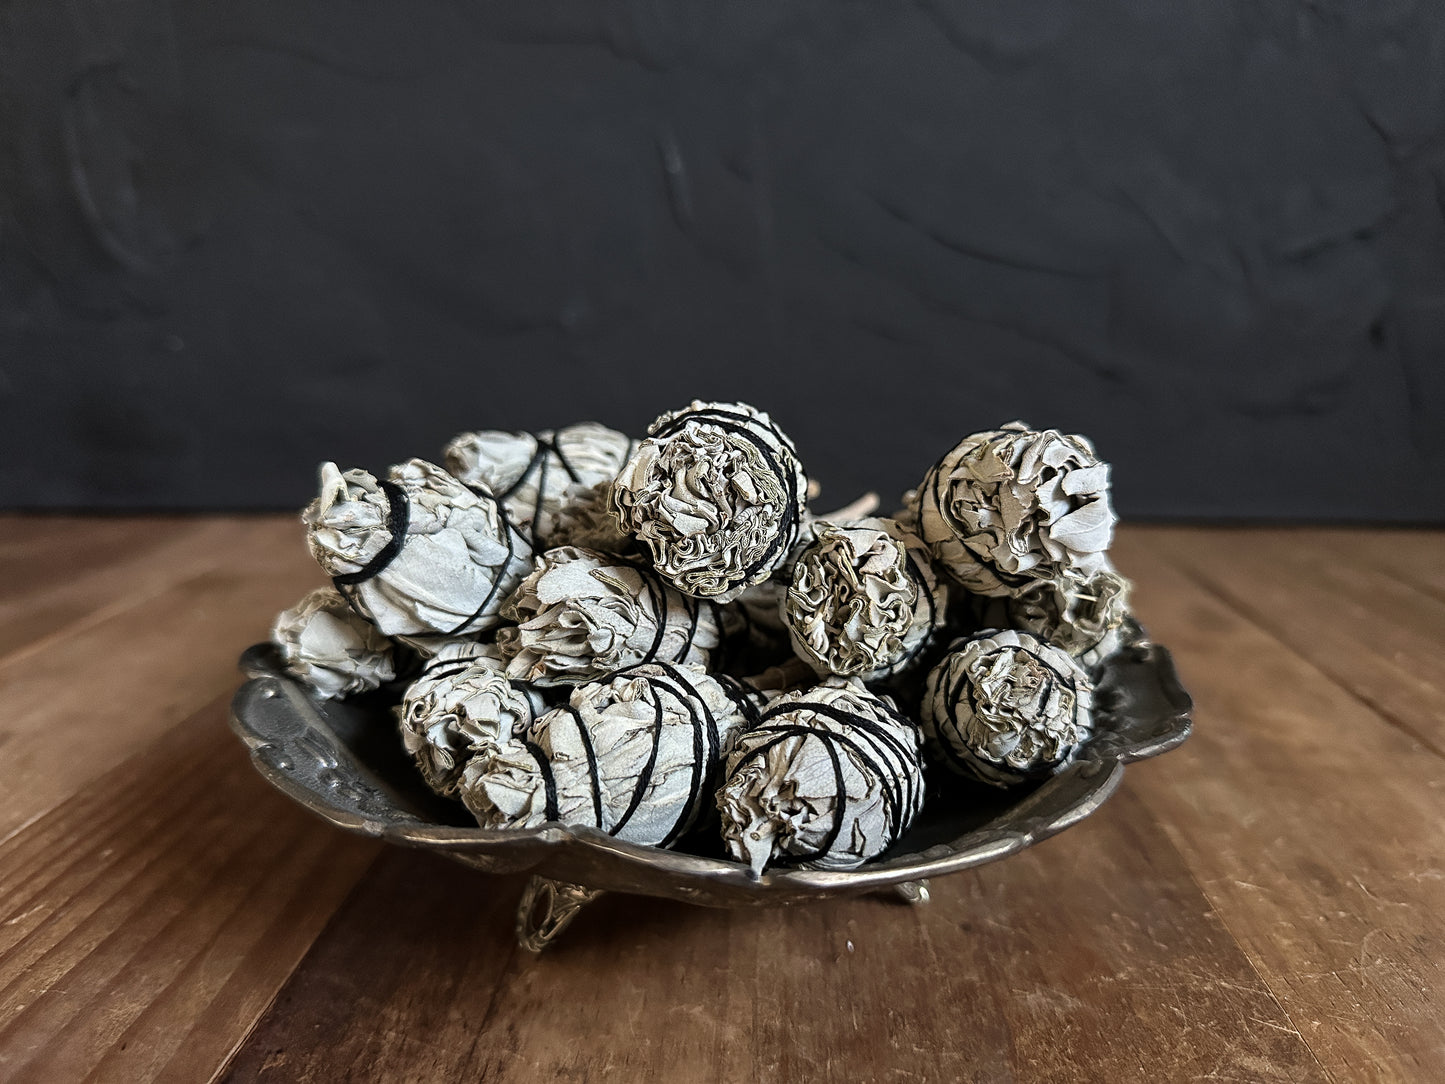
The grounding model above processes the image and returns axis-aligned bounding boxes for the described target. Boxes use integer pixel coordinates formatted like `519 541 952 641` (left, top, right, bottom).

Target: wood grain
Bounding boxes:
1141 526 1445 755
0 517 321 841
220 788 1323 1083
0 698 379 1084
2 517 1442 1083
1116 529 1445 1083
0 516 295 661
1299 527 1445 604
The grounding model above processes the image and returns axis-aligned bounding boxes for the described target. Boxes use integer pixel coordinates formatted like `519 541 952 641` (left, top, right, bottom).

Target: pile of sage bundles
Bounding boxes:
274 401 1129 875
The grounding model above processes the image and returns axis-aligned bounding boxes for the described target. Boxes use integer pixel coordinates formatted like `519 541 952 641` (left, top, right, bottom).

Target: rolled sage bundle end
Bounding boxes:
610 401 808 604
397 646 544 797
716 678 925 875
912 422 1116 597
783 517 947 681
921 629 1094 787
271 586 396 700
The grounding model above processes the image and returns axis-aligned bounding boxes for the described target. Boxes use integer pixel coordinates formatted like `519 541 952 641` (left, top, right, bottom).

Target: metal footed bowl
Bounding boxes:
230 634 1191 949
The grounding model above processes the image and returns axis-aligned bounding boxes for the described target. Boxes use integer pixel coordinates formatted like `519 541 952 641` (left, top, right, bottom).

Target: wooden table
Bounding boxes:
1 517 1441 1083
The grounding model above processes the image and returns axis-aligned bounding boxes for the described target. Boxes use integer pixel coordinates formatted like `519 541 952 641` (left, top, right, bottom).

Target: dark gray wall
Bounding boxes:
3 0 1444 518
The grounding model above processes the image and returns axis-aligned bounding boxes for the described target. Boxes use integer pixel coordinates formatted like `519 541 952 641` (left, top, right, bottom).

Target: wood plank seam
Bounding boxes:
0 697 381 1083
0 690 230 855
0 816 302 1081
1143 539 1445 764
206 849 394 1084
1125 533 1444 1081
0 528 250 673
1300 531 1445 609
454 935 524 1070
1125 789 1340 1084
128 849 384 1084
201 849 385 1084
1343 561 1445 612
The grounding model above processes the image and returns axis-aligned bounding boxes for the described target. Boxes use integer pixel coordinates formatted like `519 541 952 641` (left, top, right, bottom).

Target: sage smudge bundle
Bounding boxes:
397 644 544 796
460 663 754 846
271 586 396 700
921 629 1094 787
444 422 634 548
783 517 947 681
912 422 1115 597
611 401 808 603
497 547 720 686
716 678 924 874
304 458 532 638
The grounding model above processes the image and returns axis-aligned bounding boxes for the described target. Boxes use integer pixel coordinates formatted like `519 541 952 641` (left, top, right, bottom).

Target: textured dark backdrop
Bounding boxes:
3 1 1444 518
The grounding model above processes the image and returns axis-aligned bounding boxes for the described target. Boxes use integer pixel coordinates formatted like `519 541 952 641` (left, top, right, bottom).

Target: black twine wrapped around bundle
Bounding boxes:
717 680 925 875
331 480 409 593
742 699 922 865
649 406 803 585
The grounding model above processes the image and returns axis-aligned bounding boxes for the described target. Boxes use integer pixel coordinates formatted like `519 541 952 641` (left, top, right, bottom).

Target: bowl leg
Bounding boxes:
891 879 931 905
515 876 605 952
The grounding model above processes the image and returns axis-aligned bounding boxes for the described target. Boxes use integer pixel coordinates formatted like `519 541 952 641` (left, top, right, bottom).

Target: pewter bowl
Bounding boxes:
230 634 1191 948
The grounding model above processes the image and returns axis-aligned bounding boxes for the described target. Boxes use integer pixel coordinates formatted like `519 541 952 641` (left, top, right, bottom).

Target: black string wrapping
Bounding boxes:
647 667 717 847
514 665 724 845
445 481 523 637
524 738 561 822
331 479 409 590
410 659 484 688
759 699 921 838
496 431 585 546
903 545 938 635
328 471 528 637
609 695 666 836
559 705 605 829
877 541 939 676
714 674 766 730
935 638 1081 781
646 405 805 589
629 562 673 668
736 726 849 865
622 558 714 670
728 692 923 868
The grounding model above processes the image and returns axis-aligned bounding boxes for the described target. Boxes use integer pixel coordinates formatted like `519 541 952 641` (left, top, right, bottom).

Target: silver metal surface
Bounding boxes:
516 878 606 952
230 634 1191 933
894 880 931 905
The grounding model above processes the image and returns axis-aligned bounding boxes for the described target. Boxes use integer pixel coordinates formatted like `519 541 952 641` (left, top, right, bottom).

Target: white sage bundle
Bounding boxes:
271 586 396 700
911 422 1116 597
1005 565 1132 669
304 458 532 639
716 678 925 875
397 645 544 797
391 631 502 660
443 422 634 547
714 508 832 645
541 481 633 554
921 629 1094 787
783 517 947 681
399 638 504 690
460 663 755 846
610 401 808 603
497 546 721 686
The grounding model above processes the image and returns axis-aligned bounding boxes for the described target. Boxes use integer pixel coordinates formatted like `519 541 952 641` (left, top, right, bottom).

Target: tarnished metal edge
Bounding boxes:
229 640 1193 907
